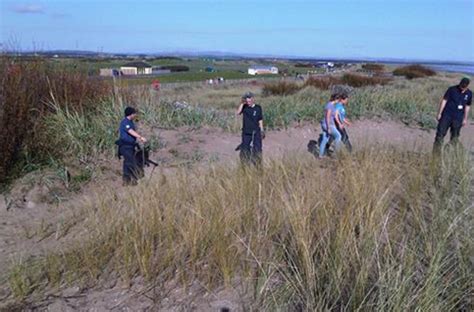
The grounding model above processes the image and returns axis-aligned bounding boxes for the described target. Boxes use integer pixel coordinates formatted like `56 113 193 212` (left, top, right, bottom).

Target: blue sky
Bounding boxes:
1 0 473 62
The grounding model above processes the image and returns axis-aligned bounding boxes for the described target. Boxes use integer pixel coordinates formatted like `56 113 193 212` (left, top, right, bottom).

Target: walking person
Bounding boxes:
318 94 341 158
433 77 472 154
236 92 265 166
116 107 147 185
334 93 353 152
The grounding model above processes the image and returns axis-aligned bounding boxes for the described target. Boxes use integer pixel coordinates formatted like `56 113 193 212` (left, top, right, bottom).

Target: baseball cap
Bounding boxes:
124 106 137 117
242 92 254 99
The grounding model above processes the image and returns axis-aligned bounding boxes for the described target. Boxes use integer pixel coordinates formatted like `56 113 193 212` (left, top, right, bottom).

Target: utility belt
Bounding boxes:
115 139 137 160
115 139 137 147
242 129 261 135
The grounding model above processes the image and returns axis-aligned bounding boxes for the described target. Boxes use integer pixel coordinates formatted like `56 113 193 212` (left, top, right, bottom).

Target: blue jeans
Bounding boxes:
319 124 341 157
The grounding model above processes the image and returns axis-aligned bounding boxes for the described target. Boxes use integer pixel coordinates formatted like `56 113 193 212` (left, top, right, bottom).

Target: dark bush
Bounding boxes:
303 76 342 90
262 81 301 96
0 56 111 183
341 73 392 87
160 65 190 72
362 63 384 72
294 63 314 68
393 65 436 79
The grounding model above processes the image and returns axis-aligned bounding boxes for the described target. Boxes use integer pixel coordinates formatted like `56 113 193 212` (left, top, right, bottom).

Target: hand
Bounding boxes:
437 113 442 121
462 119 467 126
261 131 266 139
139 136 147 143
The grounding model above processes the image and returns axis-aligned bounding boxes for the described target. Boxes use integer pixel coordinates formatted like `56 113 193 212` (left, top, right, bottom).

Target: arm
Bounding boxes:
344 118 351 126
463 105 470 126
128 129 147 143
325 109 332 133
236 100 245 115
437 99 447 121
259 109 265 139
335 110 344 129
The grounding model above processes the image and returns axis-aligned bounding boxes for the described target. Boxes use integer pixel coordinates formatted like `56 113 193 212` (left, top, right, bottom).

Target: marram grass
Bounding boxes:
9 146 473 310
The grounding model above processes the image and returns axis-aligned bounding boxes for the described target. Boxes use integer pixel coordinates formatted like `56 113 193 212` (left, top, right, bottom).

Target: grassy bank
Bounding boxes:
8 146 473 310
2 55 465 184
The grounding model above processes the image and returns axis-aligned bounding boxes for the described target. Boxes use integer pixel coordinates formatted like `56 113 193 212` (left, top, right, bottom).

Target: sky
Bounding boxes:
1 0 473 62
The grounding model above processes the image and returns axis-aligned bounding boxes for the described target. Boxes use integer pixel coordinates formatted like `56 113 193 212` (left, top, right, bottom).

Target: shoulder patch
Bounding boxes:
125 125 130 129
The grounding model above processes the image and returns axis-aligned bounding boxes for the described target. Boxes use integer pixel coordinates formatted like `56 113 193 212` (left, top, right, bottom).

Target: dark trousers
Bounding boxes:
323 127 352 154
120 145 139 185
433 114 462 154
240 131 262 166
339 128 352 152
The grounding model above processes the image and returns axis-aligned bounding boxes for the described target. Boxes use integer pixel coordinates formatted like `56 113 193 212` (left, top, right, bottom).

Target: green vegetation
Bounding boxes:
108 70 256 85
2 56 473 310
0 54 451 185
8 147 473 310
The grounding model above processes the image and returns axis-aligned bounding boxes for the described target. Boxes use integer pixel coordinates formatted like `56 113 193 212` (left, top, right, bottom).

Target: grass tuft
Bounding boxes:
9 146 473 310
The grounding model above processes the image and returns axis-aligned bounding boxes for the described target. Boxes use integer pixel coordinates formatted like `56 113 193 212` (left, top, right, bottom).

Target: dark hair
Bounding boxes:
124 106 137 117
330 93 338 101
337 93 348 100
460 77 470 88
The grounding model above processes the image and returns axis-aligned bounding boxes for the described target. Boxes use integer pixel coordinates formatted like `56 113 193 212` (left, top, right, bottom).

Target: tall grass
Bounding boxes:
0 56 110 183
9 146 473 310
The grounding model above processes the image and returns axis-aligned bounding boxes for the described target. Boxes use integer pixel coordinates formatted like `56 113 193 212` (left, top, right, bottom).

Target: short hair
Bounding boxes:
124 106 137 117
337 93 349 100
460 77 470 88
330 93 338 101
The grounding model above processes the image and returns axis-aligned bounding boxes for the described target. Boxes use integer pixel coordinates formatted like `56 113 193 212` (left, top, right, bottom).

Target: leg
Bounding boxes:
240 133 252 165
433 115 451 155
329 125 342 153
319 130 330 158
341 128 352 152
251 131 263 167
449 118 462 145
121 146 138 185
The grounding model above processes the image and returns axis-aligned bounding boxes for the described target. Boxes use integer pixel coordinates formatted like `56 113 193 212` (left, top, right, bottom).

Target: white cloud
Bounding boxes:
12 4 45 14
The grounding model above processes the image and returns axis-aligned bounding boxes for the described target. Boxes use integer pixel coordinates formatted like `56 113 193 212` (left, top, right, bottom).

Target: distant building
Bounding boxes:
100 68 121 77
120 61 152 75
314 62 335 69
248 65 279 75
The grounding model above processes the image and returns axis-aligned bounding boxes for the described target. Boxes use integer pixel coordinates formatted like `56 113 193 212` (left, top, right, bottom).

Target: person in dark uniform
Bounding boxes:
236 92 265 166
433 77 472 154
117 107 147 185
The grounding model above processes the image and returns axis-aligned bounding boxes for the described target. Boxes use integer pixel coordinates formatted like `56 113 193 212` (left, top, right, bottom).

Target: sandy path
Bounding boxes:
1 119 473 310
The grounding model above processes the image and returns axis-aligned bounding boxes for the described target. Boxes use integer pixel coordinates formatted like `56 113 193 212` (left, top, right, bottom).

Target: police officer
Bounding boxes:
236 92 265 166
433 77 472 154
118 107 147 185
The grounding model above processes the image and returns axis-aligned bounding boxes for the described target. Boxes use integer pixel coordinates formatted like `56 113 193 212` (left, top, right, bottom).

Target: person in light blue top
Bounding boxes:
334 93 352 152
319 94 341 157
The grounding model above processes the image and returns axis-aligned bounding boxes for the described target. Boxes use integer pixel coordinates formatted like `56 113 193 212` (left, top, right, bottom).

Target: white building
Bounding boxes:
248 65 279 75
120 61 153 75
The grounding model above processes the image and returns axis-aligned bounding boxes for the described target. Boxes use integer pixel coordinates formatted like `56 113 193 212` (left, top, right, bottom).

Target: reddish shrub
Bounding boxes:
262 81 301 96
341 73 392 87
361 63 385 72
303 76 342 90
0 56 111 182
393 65 436 79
